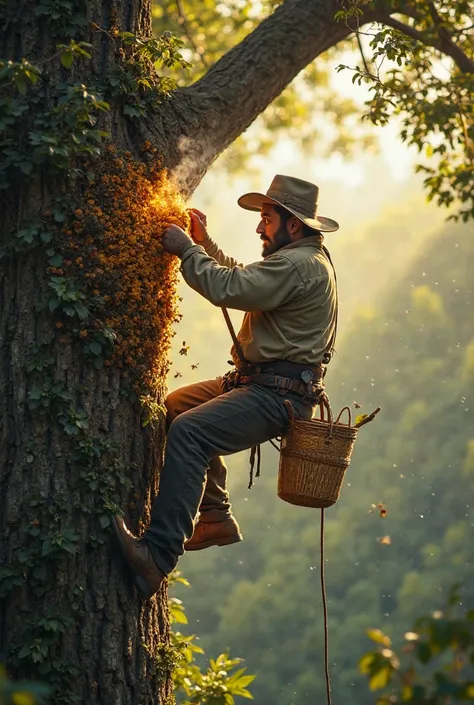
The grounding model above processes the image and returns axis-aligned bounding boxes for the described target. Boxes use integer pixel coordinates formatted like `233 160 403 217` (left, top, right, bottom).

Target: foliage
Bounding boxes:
168 572 255 704
0 21 191 193
360 586 474 702
94 26 190 119
0 55 108 192
335 0 474 221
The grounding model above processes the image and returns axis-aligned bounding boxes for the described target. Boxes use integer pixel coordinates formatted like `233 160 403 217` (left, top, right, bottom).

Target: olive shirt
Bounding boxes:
179 233 337 367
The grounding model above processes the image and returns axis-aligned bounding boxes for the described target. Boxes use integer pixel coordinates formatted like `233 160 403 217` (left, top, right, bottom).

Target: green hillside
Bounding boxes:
175 219 474 704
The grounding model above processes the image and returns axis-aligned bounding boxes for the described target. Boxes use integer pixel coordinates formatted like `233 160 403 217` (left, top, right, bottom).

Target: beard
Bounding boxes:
261 225 292 258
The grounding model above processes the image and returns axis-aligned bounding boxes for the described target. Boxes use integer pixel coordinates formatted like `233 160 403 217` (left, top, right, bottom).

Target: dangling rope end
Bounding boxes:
248 444 262 489
320 508 332 705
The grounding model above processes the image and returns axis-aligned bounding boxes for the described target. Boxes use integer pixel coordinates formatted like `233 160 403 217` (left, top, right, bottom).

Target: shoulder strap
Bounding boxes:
221 307 247 364
322 245 338 364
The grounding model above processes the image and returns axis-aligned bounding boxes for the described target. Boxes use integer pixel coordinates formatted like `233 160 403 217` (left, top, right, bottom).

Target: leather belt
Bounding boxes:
238 373 323 397
235 361 326 379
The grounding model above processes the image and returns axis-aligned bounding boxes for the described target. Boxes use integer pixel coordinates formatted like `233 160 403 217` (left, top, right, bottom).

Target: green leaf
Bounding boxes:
60 52 74 69
366 629 392 647
16 76 27 95
74 302 89 320
49 253 63 267
359 653 376 674
40 230 53 243
369 665 392 691
123 105 142 118
89 340 102 356
18 644 32 659
19 161 34 175
42 538 53 556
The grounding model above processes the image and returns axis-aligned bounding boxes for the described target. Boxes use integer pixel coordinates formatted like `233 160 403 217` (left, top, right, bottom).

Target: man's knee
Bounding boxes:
166 412 199 448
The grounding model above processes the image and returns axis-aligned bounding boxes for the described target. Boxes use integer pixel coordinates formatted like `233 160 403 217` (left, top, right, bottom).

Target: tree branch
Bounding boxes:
356 30 373 77
175 0 209 69
142 0 383 195
383 15 474 74
139 0 472 196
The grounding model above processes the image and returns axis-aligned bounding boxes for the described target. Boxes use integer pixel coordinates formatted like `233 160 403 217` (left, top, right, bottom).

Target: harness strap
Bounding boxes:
221 307 247 364
239 373 324 398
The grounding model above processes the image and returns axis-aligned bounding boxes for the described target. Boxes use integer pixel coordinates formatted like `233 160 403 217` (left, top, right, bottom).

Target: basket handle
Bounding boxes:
319 392 333 423
335 406 352 426
317 392 335 439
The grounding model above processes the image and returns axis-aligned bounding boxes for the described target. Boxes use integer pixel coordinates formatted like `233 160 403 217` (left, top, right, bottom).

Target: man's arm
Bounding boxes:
180 246 304 312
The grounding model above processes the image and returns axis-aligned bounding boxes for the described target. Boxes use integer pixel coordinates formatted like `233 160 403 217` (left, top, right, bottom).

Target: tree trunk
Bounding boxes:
0 253 172 705
0 2 175 704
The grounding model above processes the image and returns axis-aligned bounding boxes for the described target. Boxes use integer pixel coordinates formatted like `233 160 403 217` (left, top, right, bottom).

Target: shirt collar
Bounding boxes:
279 234 324 252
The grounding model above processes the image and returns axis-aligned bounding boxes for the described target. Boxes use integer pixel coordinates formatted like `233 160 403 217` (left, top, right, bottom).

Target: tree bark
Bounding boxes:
0 3 173 704
0 252 172 705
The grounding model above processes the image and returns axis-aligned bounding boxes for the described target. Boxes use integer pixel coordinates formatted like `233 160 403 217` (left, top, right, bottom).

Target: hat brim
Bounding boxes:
237 192 339 233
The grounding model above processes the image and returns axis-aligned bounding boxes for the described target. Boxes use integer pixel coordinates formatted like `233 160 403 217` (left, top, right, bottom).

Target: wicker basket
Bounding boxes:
278 396 358 508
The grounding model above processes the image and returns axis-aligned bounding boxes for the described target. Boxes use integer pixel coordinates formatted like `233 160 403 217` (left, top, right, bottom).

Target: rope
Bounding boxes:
320 508 332 705
247 444 261 489
221 308 247 364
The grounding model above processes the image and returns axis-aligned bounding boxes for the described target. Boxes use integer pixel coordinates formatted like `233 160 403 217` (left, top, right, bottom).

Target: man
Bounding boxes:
113 174 339 598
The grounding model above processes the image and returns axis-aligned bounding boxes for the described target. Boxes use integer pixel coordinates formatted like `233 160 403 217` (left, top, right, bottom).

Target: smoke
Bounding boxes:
170 134 220 198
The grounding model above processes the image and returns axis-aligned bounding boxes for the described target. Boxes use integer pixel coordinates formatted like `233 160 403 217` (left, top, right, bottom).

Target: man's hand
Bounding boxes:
188 208 208 243
162 224 194 257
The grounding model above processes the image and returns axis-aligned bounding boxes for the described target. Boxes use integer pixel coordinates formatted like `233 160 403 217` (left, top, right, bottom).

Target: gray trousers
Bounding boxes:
144 376 314 575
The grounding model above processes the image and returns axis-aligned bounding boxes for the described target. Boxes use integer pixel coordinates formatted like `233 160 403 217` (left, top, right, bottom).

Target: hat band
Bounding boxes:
267 189 318 219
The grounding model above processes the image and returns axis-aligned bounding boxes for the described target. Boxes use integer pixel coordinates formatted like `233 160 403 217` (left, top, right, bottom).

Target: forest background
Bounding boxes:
159 3 474 704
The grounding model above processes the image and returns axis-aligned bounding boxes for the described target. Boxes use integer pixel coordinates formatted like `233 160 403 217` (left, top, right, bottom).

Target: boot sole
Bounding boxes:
111 517 155 599
185 534 243 552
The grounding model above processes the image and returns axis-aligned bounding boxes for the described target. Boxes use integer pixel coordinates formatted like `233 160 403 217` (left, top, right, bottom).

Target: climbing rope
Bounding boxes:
219 306 335 703
320 508 332 705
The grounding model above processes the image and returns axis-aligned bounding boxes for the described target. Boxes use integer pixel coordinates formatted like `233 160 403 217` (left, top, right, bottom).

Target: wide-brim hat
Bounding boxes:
238 174 339 233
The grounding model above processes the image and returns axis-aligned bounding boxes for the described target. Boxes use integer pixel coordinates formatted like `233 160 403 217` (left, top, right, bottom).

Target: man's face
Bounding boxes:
256 204 291 258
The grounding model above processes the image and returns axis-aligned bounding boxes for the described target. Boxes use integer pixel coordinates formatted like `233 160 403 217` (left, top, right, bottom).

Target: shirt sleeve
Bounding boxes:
200 236 243 269
180 245 304 311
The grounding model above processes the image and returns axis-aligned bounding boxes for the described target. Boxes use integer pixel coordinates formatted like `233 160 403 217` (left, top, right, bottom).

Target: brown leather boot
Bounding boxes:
112 515 165 598
185 516 243 551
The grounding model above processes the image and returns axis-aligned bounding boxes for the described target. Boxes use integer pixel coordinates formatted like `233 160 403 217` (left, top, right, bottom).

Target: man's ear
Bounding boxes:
288 216 300 234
